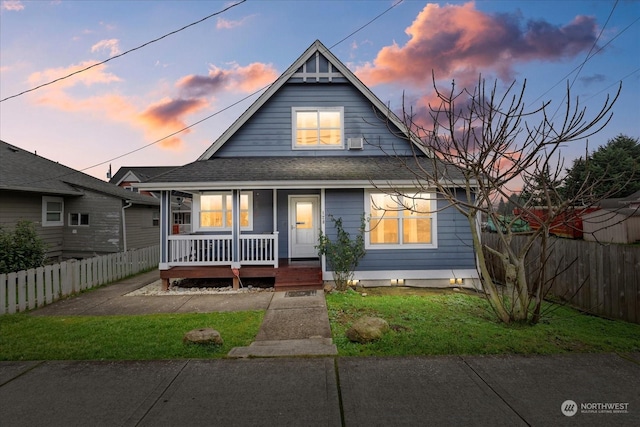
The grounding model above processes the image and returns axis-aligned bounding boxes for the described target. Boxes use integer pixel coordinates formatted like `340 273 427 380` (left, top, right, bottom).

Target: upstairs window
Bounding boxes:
292 107 343 149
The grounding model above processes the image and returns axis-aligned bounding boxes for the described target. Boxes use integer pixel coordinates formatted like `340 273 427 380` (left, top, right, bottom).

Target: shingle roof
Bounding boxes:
0 140 159 205
144 156 464 186
109 166 179 185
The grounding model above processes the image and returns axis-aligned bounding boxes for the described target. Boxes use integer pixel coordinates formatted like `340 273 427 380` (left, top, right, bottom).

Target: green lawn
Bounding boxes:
0 311 264 361
326 289 640 357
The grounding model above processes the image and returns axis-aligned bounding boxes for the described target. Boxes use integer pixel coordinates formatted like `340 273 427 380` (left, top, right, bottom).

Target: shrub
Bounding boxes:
0 220 47 274
316 214 366 291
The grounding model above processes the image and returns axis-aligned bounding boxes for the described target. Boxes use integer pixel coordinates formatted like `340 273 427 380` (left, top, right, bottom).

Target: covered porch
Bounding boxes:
156 188 324 291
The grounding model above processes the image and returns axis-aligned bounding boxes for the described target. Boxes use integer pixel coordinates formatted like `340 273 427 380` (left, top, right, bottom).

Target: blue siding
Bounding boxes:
216 83 414 157
324 190 476 272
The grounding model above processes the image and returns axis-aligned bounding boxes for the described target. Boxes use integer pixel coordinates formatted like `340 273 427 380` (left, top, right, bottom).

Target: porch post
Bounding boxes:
273 189 278 267
231 189 240 269
159 190 171 290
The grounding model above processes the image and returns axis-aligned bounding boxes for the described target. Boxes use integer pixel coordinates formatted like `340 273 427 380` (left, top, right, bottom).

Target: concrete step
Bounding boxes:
227 338 338 358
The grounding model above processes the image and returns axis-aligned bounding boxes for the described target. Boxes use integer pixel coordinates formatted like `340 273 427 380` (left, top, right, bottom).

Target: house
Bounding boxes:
109 166 192 234
0 140 160 260
583 190 640 244
138 40 479 291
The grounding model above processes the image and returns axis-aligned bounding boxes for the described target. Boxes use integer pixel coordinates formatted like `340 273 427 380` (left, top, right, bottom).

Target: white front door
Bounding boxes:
289 196 319 259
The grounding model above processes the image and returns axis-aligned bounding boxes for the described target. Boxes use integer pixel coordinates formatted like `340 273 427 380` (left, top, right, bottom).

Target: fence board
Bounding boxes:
482 233 639 324
0 273 6 315
1 246 159 315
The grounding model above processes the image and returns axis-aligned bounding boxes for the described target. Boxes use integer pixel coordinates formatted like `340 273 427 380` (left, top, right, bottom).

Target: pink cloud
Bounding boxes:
355 2 598 87
1 1 24 11
27 61 121 89
91 39 121 57
136 98 209 149
216 15 254 30
177 62 278 97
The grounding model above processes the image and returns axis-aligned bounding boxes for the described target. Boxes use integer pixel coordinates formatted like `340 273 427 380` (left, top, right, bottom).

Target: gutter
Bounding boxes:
122 200 133 252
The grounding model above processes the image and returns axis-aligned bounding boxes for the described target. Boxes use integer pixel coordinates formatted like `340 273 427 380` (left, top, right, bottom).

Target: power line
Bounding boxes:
0 0 247 103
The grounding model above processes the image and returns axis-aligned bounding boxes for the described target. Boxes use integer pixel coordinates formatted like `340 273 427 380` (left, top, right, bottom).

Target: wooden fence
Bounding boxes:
482 233 640 324
0 246 159 315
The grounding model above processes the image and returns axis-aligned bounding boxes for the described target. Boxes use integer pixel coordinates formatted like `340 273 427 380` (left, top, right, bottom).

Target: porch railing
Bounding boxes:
167 233 278 267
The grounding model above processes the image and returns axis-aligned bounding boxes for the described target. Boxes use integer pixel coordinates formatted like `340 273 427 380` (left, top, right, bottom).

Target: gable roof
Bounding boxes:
0 140 158 206
197 40 426 160
109 166 178 186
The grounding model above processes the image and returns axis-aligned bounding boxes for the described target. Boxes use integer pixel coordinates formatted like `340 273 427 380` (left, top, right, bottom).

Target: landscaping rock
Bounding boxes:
183 328 223 346
346 316 389 343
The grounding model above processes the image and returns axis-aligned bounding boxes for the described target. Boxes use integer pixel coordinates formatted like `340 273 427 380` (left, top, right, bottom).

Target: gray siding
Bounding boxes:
324 189 476 271
215 83 414 158
0 190 64 259
125 205 160 250
63 190 123 256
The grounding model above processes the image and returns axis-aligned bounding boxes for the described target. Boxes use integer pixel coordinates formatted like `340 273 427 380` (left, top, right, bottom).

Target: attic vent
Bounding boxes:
348 137 364 150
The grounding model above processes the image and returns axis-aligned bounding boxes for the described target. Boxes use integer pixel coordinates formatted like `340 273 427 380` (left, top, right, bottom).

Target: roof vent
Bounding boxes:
348 137 363 150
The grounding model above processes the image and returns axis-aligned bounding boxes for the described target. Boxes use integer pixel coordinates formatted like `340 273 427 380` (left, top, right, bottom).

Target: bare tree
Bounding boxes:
378 75 620 324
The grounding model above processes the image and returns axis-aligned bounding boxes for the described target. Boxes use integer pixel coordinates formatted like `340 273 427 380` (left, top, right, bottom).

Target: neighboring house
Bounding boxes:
138 40 478 290
110 166 192 234
0 140 160 260
583 190 640 244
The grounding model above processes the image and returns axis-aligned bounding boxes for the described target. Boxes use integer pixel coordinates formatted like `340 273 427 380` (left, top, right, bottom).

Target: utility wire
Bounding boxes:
0 0 247 103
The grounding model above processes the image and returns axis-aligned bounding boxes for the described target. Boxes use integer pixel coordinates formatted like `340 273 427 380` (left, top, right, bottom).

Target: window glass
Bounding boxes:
293 108 343 148
367 191 434 247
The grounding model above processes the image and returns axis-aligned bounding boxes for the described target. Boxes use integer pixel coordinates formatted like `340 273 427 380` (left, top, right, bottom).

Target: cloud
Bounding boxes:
579 73 606 87
91 39 121 57
27 61 121 90
1 1 24 11
177 62 278 97
216 15 254 30
355 2 598 88
136 98 209 149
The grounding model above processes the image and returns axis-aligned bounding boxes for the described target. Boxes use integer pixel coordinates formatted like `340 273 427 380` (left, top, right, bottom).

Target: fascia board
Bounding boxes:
136 179 474 192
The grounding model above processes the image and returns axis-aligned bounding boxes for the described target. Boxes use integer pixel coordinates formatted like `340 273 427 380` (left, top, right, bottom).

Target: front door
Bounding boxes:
289 196 319 259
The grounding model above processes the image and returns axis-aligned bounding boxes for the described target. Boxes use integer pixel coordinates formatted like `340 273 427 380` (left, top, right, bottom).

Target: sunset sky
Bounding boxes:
1 0 639 181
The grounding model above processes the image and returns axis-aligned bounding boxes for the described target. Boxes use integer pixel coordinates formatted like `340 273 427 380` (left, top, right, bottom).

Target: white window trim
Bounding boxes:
42 196 64 227
193 191 253 232
364 190 438 250
69 213 90 227
292 106 345 150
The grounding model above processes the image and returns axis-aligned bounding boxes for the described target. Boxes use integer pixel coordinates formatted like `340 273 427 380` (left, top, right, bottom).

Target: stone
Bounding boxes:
346 316 390 343
323 283 335 293
183 328 223 346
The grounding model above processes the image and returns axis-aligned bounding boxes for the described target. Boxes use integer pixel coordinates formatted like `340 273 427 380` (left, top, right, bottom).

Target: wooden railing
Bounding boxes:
167 233 278 267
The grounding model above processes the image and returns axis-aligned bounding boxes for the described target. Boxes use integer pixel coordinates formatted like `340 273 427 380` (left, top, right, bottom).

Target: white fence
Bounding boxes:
0 245 159 315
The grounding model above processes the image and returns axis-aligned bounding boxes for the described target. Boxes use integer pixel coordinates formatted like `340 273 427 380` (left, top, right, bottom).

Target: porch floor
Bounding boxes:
160 259 323 291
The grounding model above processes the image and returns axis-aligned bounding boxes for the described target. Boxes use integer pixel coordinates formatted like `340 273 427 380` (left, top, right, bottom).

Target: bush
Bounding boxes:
0 220 47 274
316 215 366 291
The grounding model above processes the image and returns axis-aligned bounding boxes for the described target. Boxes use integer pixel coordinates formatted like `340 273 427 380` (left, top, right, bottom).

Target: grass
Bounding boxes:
326 289 640 357
0 311 264 361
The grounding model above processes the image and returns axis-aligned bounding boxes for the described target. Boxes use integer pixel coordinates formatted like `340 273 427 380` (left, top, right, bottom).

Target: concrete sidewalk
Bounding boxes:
1 353 639 426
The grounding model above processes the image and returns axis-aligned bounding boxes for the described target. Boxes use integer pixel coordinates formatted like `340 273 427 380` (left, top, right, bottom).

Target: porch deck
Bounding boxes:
160 259 323 292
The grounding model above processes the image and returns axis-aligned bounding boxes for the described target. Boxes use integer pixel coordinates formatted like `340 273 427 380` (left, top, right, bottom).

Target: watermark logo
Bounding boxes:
562 400 630 416
561 400 578 417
